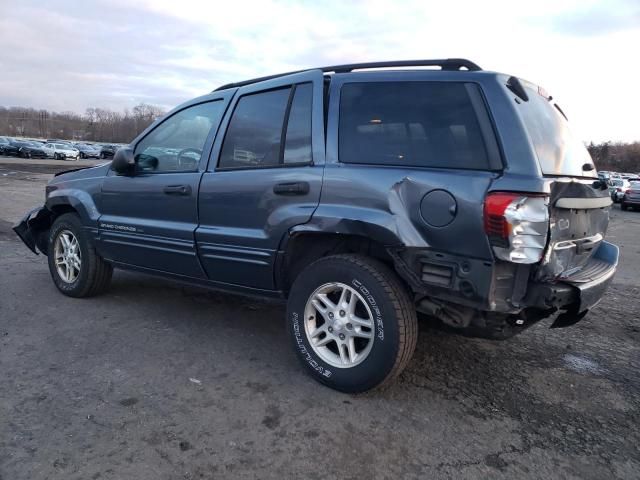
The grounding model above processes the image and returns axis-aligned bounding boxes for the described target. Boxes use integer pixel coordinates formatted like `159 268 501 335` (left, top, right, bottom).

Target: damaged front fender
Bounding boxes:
12 206 52 255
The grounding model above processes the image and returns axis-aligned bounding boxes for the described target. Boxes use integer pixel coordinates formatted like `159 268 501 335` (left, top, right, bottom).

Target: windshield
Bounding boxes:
515 80 595 178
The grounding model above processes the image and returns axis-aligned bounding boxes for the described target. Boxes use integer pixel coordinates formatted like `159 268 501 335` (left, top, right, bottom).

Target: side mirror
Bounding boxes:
112 147 136 175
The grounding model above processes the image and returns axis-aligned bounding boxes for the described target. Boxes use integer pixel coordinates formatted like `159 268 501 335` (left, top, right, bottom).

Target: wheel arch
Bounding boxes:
276 229 400 295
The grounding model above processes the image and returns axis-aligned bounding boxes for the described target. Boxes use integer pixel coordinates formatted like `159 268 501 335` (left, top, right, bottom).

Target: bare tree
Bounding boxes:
0 103 166 143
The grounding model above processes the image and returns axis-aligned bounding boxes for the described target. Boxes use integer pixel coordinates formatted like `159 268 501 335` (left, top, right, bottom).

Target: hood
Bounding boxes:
52 161 111 179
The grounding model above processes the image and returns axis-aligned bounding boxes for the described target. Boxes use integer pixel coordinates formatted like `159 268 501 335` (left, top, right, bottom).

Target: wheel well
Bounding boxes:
279 233 395 294
50 204 78 220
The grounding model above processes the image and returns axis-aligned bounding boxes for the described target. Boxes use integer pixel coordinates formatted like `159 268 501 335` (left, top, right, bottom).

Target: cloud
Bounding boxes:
0 0 638 141
549 0 640 36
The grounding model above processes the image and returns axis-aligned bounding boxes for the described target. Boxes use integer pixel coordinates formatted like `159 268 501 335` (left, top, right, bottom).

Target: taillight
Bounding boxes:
617 187 622 192
484 192 549 264
625 189 631 194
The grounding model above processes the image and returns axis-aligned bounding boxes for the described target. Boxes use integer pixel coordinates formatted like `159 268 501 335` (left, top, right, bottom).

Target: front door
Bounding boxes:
196 70 326 290
98 95 230 277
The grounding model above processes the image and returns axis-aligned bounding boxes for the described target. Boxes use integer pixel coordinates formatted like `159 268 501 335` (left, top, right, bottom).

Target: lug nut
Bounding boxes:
328 326 333 333
339 333 345 340
339 310 346 317
346 323 353 330
328 312 334 319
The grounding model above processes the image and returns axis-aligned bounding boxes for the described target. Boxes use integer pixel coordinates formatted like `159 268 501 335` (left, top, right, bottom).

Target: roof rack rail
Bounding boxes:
213 58 481 91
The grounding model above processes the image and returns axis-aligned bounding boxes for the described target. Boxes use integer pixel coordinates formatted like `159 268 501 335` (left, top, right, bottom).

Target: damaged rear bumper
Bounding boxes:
12 206 51 255
526 241 618 327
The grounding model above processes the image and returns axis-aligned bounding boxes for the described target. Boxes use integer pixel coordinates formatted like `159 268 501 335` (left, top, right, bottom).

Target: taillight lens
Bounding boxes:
484 192 549 264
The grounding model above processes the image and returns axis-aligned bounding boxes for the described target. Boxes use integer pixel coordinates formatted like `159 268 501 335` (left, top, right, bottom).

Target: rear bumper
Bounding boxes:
622 197 640 205
525 241 618 327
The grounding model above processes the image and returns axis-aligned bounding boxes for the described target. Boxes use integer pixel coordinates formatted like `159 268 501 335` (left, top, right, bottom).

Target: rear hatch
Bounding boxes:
512 79 612 281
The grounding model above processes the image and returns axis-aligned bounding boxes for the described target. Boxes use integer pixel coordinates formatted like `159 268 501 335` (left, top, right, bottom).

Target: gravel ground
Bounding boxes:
1 160 639 479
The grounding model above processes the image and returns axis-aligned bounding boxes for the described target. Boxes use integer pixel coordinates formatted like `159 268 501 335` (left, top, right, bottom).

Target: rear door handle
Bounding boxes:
163 185 191 195
273 181 310 195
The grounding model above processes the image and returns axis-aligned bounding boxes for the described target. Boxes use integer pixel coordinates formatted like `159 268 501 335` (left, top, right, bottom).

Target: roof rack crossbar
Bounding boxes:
213 58 481 91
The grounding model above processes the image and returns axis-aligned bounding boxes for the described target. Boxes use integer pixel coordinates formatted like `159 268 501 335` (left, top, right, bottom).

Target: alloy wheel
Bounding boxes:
54 229 81 283
303 282 375 368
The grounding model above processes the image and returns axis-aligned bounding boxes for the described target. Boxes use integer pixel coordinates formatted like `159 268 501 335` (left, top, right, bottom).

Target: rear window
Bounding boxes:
339 82 491 170
516 83 595 178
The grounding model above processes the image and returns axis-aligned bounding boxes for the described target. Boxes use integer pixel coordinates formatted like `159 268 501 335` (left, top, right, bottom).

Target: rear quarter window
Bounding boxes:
338 82 492 170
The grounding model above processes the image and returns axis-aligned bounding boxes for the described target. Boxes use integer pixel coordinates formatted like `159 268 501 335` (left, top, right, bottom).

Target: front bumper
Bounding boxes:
13 206 51 255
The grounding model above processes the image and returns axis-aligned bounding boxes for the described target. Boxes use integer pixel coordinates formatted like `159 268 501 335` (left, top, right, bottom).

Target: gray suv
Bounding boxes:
14 59 618 392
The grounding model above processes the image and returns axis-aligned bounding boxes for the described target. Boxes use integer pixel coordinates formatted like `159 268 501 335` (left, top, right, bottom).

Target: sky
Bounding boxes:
0 0 638 142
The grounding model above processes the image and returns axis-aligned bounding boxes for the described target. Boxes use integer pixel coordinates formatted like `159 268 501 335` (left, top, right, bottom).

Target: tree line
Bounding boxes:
587 142 640 173
0 104 165 144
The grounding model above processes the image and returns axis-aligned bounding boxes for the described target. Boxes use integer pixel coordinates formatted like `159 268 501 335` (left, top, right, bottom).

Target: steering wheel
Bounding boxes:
177 148 202 169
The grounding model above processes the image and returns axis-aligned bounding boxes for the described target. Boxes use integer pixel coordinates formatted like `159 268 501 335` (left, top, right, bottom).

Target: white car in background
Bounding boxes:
42 143 80 160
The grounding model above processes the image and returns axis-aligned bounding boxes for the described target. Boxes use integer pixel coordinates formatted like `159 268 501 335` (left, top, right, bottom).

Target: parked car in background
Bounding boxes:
621 182 640 211
99 144 119 159
2 140 32 157
0 137 13 154
18 141 48 158
609 178 630 203
41 143 80 160
74 143 100 159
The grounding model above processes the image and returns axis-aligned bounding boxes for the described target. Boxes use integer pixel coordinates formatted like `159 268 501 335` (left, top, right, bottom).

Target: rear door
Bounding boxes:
196 70 325 290
98 93 232 277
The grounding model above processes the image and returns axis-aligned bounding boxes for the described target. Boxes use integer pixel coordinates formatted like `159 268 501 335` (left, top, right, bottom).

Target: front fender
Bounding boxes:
46 189 101 226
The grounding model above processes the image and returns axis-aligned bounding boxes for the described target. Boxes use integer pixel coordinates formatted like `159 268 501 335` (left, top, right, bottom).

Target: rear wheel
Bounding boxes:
286 254 418 393
47 213 113 297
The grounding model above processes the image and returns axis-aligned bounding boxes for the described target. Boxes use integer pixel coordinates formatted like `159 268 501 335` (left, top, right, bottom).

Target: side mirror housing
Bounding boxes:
112 147 135 175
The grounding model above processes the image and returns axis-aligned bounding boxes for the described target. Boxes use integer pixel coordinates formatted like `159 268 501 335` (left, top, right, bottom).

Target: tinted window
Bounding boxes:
134 101 223 172
219 88 291 169
284 83 313 164
339 82 490 170
517 83 595 178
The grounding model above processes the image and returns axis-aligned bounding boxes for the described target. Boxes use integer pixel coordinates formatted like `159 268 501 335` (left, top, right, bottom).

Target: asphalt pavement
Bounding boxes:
1 159 639 479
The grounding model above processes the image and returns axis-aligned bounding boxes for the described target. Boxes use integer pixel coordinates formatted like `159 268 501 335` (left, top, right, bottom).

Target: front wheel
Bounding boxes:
47 213 113 297
286 254 418 393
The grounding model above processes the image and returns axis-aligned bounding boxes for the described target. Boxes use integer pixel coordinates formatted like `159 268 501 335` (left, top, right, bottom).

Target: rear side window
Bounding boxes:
219 84 313 169
339 82 490 170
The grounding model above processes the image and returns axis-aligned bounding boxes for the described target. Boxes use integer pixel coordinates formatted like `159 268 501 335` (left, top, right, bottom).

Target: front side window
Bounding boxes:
219 83 313 169
134 101 224 173
339 82 490 170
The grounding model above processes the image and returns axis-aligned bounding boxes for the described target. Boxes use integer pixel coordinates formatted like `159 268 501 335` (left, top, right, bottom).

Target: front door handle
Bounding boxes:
273 181 310 195
163 185 192 196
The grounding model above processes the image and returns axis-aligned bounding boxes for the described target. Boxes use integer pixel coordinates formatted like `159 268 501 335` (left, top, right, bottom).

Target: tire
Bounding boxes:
100 153 105 159
621 203 628 211
286 254 418 393
47 213 113 297
80 152 85 159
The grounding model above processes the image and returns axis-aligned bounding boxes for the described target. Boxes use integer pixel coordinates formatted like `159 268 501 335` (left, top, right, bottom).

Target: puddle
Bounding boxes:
563 354 605 375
